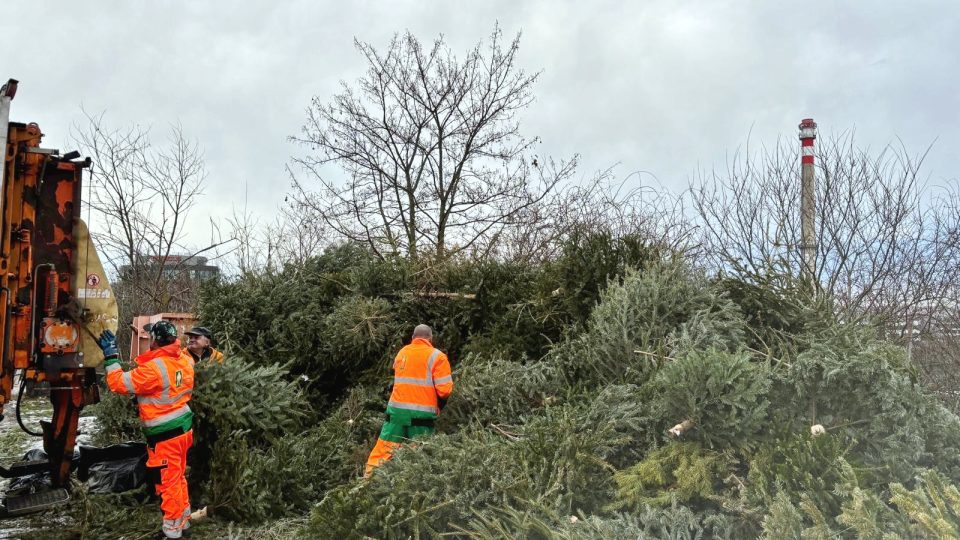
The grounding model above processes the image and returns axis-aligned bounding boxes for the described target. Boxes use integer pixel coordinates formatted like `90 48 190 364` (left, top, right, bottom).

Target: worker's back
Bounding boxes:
366 330 453 477
124 342 195 435
388 338 450 416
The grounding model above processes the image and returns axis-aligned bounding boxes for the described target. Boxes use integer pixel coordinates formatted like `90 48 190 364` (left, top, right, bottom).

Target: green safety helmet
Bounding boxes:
146 320 178 346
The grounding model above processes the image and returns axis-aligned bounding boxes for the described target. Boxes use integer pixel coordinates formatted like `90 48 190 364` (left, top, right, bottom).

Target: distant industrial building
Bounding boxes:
120 254 219 281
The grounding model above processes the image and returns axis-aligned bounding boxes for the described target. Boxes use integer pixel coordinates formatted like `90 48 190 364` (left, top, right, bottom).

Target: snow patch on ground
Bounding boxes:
1 392 100 537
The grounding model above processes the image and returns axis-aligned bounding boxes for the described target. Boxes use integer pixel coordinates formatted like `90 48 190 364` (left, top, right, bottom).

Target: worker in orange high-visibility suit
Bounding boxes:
98 321 195 539
365 324 453 477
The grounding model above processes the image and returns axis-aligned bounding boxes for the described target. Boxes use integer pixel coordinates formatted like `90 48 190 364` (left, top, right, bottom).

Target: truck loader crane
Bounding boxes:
0 78 120 516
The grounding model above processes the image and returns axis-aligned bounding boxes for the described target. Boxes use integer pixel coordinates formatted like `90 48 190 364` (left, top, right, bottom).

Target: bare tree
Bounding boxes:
491 168 697 263
690 132 960 334
223 199 329 275
290 26 573 261
912 299 960 413
269 204 329 268
73 111 227 314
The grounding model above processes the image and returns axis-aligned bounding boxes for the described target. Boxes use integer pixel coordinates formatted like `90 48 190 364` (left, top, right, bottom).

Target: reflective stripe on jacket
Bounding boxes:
106 340 195 436
387 338 453 416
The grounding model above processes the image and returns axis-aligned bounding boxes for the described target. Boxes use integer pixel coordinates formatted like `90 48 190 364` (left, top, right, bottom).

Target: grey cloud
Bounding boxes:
5 0 958 249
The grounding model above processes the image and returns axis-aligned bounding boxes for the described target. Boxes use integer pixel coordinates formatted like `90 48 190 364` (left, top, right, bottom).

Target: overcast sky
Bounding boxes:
5 1 958 251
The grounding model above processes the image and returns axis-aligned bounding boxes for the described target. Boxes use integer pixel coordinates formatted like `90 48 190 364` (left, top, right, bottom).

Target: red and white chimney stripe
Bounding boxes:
798 118 817 165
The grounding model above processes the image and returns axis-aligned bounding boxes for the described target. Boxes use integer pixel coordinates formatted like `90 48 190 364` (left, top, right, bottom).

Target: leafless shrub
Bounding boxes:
690 132 960 334
73 111 228 315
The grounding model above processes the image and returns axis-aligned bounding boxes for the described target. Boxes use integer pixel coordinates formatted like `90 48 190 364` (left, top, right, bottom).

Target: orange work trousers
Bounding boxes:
364 415 436 477
364 438 402 477
147 429 193 539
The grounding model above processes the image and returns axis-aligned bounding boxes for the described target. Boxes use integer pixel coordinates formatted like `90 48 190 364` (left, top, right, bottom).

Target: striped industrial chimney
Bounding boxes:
798 118 817 285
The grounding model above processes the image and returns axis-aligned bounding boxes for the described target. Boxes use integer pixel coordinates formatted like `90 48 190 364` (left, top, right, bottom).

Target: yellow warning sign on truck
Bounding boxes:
72 219 119 368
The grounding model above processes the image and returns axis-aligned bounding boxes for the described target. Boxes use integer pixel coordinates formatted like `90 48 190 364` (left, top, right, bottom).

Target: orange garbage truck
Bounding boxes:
0 78 122 516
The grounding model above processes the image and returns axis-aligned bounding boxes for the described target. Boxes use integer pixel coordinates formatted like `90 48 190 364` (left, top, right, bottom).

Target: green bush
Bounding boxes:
186 357 309 496
545 229 664 330
323 294 402 370
205 430 323 523
197 244 407 404
438 353 568 430
775 325 960 483
757 459 924 539
80 239 960 539
651 349 771 450
306 389 652 537
746 433 854 519
612 442 735 509
201 382 384 523
457 230 665 361
715 267 816 360
190 358 308 446
198 237 665 408
889 469 960 539
89 389 142 445
556 261 746 389
457 501 739 540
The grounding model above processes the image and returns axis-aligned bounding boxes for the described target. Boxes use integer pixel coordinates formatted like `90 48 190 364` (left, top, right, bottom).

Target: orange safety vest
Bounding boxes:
106 340 195 436
387 338 453 416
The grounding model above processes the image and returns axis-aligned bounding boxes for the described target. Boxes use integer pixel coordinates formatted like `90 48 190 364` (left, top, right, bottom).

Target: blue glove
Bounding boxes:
97 330 119 359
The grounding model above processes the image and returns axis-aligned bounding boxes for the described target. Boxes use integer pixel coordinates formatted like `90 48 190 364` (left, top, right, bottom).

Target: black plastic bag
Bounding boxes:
7 443 148 494
78 443 148 493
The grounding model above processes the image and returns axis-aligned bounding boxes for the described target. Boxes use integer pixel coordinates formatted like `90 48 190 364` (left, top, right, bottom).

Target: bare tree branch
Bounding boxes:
289 26 566 262
72 112 223 316
690 132 960 334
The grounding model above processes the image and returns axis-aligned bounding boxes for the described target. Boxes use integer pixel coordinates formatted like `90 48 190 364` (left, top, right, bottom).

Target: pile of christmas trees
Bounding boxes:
72 239 960 538
299 260 960 538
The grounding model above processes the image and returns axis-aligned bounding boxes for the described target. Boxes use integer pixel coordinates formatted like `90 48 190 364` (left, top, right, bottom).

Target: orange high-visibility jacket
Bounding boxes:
182 346 224 364
388 338 453 416
106 340 195 436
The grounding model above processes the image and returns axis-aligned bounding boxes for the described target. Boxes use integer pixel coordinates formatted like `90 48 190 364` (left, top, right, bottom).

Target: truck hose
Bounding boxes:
16 369 43 437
